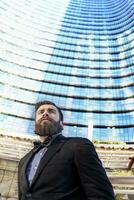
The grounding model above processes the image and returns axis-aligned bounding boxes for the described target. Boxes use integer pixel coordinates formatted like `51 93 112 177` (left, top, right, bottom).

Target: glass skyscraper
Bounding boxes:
0 0 134 142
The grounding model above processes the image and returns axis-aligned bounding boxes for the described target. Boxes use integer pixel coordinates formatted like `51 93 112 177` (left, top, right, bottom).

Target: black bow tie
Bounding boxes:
33 136 52 151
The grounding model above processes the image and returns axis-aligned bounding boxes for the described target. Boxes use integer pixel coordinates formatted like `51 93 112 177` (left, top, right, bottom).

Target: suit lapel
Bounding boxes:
30 135 67 187
21 149 35 190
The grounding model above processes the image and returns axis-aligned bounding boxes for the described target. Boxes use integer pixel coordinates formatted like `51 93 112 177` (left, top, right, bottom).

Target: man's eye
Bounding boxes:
38 110 44 114
49 109 55 113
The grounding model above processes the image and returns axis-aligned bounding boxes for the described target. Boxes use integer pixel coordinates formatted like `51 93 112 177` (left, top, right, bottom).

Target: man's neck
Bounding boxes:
39 136 48 143
39 133 61 143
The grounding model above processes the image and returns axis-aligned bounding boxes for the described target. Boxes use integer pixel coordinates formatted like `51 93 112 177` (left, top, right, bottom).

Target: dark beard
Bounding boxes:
35 118 63 137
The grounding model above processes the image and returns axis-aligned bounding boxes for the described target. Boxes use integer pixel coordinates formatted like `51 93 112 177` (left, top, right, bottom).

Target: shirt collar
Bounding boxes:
33 133 61 148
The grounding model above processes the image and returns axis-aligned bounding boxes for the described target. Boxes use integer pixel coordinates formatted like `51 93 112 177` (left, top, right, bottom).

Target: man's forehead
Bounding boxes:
36 104 58 112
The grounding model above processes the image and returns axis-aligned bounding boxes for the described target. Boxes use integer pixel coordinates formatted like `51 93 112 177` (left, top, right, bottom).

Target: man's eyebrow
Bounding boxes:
37 108 57 112
38 109 44 112
48 108 56 112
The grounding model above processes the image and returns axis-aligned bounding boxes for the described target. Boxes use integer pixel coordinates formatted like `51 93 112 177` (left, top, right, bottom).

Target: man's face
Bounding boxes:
35 104 63 136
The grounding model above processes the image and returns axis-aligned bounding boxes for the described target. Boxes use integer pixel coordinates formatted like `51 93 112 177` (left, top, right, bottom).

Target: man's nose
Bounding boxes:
42 111 49 117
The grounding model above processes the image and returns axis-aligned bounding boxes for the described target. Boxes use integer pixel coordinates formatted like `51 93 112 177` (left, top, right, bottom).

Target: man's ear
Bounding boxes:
60 121 64 128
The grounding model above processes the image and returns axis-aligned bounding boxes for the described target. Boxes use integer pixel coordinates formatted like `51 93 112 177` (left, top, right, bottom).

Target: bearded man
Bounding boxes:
18 100 115 200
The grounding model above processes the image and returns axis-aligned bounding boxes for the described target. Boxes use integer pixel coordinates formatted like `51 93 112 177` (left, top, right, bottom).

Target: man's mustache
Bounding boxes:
39 116 53 123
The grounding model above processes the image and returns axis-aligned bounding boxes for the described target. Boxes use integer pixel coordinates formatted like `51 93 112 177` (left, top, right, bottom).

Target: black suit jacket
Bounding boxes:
18 134 115 200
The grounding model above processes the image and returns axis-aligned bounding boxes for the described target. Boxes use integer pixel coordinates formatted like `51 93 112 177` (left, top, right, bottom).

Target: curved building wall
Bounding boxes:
0 0 134 142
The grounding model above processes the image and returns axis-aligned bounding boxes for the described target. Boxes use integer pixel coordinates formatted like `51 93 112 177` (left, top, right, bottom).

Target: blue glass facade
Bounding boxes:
0 0 134 142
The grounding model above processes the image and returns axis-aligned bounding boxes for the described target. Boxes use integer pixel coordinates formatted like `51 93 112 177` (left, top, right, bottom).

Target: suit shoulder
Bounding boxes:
18 148 33 166
64 137 96 155
66 137 93 145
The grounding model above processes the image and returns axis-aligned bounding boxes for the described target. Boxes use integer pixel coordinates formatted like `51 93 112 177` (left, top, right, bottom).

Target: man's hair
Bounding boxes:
35 100 63 122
